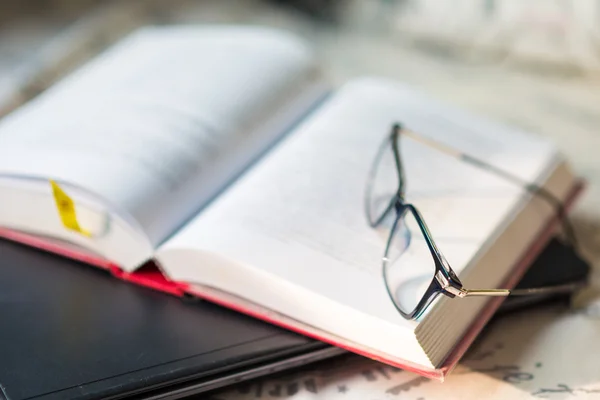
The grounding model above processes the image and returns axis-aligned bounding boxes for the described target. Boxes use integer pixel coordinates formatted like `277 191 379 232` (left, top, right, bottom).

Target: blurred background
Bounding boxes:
2 1 600 397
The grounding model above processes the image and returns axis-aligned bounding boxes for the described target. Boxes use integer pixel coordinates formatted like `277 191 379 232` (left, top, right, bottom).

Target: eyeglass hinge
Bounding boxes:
435 270 467 298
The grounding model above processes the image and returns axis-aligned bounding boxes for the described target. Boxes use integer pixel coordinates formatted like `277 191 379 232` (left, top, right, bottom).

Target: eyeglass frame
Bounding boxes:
365 123 583 320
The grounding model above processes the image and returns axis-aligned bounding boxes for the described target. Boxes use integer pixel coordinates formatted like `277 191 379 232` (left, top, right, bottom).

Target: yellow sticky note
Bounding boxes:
50 180 91 237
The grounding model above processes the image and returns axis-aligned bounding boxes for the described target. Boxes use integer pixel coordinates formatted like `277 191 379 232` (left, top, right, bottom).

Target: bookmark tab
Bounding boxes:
50 180 91 237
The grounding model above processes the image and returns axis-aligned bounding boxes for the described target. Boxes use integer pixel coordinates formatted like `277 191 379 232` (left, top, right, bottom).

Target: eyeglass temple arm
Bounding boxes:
400 127 578 249
401 128 531 187
456 282 585 298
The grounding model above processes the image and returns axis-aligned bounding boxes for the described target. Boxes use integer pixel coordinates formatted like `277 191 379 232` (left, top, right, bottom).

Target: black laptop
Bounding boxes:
0 238 343 400
0 234 588 400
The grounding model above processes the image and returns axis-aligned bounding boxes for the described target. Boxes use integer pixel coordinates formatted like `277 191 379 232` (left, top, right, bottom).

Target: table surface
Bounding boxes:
2 1 600 399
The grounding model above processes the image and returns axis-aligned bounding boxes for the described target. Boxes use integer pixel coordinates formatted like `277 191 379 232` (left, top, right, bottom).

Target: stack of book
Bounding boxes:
0 26 582 379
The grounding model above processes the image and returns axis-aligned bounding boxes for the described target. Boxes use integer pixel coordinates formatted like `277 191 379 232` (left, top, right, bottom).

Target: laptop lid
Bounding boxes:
0 239 340 400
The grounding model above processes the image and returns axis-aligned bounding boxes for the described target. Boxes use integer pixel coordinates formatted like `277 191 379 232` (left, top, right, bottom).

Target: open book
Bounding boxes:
0 26 581 380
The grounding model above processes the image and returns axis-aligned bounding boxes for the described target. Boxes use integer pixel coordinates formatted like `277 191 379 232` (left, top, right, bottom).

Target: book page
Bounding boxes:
0 26 321 247
159 78 560 328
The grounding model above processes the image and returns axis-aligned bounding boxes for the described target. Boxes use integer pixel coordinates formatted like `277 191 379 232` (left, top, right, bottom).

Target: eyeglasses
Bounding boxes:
365 123 583 320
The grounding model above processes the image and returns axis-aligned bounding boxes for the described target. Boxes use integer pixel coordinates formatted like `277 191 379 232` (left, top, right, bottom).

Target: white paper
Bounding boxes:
212 301 600 400
0 25 318 247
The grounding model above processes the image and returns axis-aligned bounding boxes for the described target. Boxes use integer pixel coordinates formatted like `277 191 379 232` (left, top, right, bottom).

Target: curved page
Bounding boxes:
0 25 322 268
